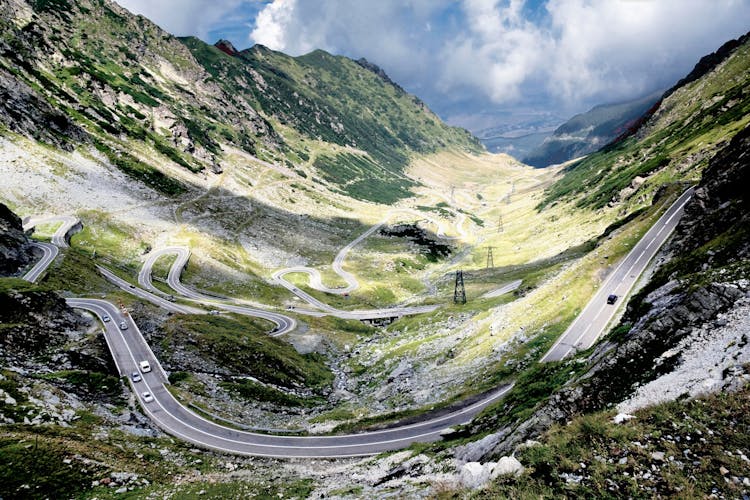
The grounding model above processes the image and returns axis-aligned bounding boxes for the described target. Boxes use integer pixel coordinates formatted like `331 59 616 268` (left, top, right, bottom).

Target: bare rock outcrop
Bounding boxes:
0 202 34 276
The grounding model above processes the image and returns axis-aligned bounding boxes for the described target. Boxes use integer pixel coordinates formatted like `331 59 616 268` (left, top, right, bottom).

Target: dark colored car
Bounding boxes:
607 294 618 305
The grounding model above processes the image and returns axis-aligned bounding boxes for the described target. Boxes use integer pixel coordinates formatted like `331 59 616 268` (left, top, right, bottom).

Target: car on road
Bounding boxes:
102 314 110 323
139 360 152 373
119 321 128 330
131 371 142 383
141 391 154 403
208 310 220 315
606 294 618 305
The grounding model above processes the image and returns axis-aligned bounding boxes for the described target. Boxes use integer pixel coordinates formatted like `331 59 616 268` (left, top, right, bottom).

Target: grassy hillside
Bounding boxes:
469 386 750 499
181 38 482 203
540 31 750 210
0 0 480 204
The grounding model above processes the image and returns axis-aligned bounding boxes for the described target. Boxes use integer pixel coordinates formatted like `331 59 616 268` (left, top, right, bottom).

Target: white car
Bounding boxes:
102 315 110 323
141 391 154 403
131 371 142 383
119 321 128 330
139 360 152 373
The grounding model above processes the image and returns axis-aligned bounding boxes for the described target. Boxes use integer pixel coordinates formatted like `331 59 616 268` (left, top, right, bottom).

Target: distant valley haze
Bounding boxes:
116 0 750 153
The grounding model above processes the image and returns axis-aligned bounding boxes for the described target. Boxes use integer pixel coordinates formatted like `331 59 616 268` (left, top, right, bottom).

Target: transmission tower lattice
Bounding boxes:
486 247 495 269
497 214 504 233
454 270 466 304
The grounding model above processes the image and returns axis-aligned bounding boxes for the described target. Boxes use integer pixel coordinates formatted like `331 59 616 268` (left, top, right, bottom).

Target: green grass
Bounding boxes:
308 407 357 424
313 151 415 203
467 360 591 435
540 39 750 211
463 385 750 499
37 370 122 400
161 314 334 391
35 247 116 295
0 436 100 499
0 277 39 294
180 36 481 200
93 140 187 196
220 379 320 408
143 477 316 499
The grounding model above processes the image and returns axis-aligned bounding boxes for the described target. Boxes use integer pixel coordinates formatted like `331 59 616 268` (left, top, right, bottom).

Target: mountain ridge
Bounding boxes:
0 2 749 498
522 90 662 167
0 0 480 203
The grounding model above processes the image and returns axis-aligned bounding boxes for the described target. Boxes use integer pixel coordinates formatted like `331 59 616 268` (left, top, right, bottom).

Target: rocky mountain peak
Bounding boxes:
214 39 238 56
355 57 403 92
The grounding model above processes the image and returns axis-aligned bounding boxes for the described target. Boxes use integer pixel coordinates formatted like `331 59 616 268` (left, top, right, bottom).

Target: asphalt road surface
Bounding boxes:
139 246 297 335
272 267 439 320
273 209 463 319
23 215 80 247
97 264 204 315
25 216 509 457
541 188 694 362
68 297 513 458
22 242 58 283
21 215 81 282
481 279 523 299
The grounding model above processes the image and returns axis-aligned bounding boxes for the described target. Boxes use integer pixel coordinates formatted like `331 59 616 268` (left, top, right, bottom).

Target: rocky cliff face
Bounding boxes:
0 202 33 276
0 202 113 404
468 123 750 461
0 285 86 362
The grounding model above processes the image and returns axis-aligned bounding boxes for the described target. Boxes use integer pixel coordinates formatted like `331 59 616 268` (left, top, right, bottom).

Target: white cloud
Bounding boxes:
250 0 454 82
250 0 298 51
116 0 246 38
541 0 750 104
248 0 750 115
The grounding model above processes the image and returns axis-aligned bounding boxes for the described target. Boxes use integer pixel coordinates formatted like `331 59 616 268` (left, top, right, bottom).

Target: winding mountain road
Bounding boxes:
272 208 472 318
68 297 514 458
28 187 693 458
23 215 81 247
541 188 694 362
21 214 514 457
22 242 58 283
97 264 204 315
21 215 81 282
138 246 297 336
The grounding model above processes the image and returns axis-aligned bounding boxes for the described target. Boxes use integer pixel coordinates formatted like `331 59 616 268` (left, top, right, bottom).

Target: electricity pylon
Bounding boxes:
454 270 466 304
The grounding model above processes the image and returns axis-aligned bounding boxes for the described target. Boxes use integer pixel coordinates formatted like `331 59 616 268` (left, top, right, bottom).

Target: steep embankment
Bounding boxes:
0 202 115 415
181 38 482 202
448 124 750 499
0 202 34 276
425 33 750 497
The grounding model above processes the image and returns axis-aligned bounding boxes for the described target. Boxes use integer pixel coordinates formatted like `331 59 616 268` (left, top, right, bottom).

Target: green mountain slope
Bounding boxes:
0 0 480 203
540 31 750 210
523 90 662 167
180 39 481 202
